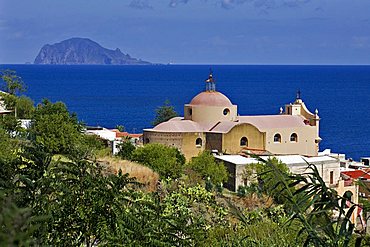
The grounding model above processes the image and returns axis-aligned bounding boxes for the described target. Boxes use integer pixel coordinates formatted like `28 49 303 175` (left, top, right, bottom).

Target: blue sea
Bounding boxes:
1 64 369 160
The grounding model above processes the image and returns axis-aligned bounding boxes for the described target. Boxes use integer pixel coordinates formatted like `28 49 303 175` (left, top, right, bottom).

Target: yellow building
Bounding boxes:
143 72 321 160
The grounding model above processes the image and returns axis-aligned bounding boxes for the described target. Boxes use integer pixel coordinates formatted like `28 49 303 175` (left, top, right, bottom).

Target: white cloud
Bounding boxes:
221 0 311 9
129 0 153 10
169 0 190 8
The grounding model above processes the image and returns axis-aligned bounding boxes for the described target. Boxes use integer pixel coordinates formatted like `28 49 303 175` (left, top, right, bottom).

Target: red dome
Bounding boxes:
189 91 233 106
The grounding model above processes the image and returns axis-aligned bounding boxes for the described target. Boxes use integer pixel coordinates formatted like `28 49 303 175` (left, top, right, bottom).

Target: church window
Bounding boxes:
240 137 248 146
273 134 281 143
223 108 230 116
290 133 298 142
196 138 202 147
188 108 192 116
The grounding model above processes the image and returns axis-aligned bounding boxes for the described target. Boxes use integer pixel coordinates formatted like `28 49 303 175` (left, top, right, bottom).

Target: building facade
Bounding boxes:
143 73 321 160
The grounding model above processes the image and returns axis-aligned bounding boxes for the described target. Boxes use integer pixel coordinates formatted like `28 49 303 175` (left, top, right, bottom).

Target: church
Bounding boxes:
143 72 321 160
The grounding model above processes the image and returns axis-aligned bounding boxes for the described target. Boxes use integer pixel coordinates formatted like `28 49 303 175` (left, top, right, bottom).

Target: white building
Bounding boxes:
215 154 340 192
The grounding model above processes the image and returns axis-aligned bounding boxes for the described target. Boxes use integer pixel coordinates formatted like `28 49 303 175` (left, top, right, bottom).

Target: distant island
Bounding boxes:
34 38 151 65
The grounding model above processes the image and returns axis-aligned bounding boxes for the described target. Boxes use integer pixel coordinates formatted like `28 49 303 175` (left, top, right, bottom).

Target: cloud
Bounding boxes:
221 0 311 9
128 0 312 10
169 0 190 8
129 0 153 10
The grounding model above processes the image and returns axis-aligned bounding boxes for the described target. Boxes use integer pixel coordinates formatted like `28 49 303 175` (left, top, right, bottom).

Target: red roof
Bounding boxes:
341 169 370 180
110 129 142 139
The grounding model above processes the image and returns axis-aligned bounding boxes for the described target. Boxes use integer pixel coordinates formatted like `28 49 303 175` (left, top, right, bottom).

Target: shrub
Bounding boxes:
131 143 185 179
117 139 135 160
187 151 228 185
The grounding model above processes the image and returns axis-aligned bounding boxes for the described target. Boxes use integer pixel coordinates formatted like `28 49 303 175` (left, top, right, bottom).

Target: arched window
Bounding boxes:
188 108 192 116
240 137 248 146
273 133 281 143
290 133 298 142
145 138 150 144
196 138 202 147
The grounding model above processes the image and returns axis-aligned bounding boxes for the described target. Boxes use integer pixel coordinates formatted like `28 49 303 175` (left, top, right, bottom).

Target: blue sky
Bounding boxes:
1 0 370 64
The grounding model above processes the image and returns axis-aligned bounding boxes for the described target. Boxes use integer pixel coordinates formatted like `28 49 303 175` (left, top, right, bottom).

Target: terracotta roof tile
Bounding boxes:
110 129 142 138
341 170 370 180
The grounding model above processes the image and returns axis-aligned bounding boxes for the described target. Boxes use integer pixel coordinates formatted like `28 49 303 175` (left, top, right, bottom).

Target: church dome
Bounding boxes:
189 91 233 107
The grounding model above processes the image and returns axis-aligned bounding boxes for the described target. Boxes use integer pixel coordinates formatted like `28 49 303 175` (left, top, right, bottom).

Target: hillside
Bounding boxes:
34 38 151 65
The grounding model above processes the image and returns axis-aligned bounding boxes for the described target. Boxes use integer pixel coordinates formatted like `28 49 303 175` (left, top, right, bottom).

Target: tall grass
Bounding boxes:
97 156 160 192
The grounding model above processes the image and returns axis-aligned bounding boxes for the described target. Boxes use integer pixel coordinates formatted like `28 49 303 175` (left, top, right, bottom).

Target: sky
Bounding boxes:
1 0 370 64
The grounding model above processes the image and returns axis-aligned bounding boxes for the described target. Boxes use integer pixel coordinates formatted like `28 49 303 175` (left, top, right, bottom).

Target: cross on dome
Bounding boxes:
296 90 301 100
205 69 216 92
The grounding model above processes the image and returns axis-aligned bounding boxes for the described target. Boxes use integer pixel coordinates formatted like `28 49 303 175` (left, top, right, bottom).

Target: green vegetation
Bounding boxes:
116 138 135 160
242 157 293 204
15 95 35 118
131 143 185 179
243 158 362 246
115 124 125 132
0 69 26 95
0 69 367 246
1 70 35 131
187 150 228 185
29 99 83 156
152 99 178 126
0 93 34 120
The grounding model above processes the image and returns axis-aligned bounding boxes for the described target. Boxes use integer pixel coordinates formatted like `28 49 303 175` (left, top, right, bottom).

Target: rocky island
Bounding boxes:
34 38 151 65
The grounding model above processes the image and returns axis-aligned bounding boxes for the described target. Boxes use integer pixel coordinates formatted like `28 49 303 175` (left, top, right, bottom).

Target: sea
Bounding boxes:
0 64 369 160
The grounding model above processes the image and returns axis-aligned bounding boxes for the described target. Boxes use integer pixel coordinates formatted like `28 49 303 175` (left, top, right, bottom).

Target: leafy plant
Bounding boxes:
187 150 228 185
0 193 38 246
0 69 26 95
15 96 35 119
28 99 84 155
131 143 185 179
257 158 361 247
117 138 135 160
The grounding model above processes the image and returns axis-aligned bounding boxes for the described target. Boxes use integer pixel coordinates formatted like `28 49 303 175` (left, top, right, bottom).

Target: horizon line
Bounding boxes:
2 63 370 66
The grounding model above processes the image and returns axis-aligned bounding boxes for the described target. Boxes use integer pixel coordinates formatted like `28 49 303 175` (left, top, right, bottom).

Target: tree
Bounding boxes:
0 70 26 95
187 151 228 186
115 125 125 132
0 91 17 110
152 100 178 126
28 99 83 155
0 70 34 119
16 96 34 119
0 114 21 135
131 143 185 179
